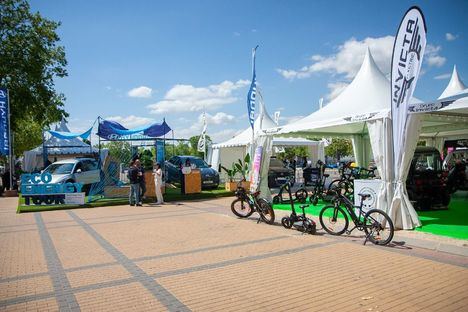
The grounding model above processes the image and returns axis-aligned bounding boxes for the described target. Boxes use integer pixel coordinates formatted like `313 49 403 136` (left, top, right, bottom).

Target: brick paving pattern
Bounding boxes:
0 196 467 311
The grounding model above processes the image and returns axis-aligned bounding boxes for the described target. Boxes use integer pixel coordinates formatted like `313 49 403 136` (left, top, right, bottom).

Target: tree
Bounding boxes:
276 146 309 161
325 138 353 161
0 0 68 155
188 135 212 157
103 141 132 163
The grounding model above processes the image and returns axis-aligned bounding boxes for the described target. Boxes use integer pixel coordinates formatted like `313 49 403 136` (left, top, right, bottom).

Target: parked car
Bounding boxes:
406 147 450 210
268 157 295 188
43 158 100 192
165 156 219 189
443 148 468 192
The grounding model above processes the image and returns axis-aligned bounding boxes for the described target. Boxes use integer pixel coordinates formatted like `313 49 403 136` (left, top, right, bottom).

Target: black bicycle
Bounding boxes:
231 184 275 224
319 191 394 245
273 178 308 204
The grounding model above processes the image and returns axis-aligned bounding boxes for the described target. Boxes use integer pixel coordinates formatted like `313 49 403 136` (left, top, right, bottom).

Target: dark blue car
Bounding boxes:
165 156 220 189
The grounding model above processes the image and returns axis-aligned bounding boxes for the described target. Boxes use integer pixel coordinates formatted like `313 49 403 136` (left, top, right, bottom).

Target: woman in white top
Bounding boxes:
153 162 164 204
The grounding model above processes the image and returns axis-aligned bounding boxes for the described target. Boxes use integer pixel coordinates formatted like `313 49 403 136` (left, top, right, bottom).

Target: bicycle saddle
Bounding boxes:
299 204 309 209
358 193 371 199
323 174 330 178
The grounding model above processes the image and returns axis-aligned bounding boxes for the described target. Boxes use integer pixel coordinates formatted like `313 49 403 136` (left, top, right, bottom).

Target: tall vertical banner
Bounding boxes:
247 46 259 129
250 146 263 192
197 112 207 153
391 6 426 167
390 6 427 229
155 140 165 169
0 88 10 156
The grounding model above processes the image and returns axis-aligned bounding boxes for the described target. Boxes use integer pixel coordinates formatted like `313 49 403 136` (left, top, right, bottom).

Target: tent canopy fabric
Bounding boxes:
438 66 466 99
97 118 171 140
23 119 97 172
48 127 93 140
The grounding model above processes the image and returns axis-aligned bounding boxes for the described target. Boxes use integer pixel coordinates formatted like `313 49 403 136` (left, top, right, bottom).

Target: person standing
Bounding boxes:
127 161 141 206
153 162 164 204
135 159 146 205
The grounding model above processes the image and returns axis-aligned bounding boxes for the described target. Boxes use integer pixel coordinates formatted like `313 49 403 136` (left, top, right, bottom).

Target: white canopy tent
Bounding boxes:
421 66 468 150
210 102 324 181
23 119 98 172
276 47 468 229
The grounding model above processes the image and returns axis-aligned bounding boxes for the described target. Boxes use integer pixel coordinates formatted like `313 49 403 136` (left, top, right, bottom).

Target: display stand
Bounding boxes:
184 169 201 194
144 171 165 197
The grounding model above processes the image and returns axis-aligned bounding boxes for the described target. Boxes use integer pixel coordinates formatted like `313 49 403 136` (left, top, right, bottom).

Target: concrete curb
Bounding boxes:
392 233 468 257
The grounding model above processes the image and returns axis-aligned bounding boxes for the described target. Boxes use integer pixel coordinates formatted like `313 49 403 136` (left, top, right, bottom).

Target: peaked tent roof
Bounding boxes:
213 101 277 148
39 119 91 149
278 48 393 135
439 65 466 99
30 119 94 154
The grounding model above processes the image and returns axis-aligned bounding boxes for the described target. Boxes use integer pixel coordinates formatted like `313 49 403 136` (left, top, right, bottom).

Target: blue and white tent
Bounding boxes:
23 119 97 172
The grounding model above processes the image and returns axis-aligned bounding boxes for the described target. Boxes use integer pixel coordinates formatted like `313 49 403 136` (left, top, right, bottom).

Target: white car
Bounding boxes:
43 158 100 188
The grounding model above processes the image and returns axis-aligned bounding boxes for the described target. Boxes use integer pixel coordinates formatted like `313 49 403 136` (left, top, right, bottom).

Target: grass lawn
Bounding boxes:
17 186 232 213
415 191 468 240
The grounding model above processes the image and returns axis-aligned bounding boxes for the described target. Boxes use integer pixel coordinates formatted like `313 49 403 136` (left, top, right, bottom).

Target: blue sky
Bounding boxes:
31 0 467 143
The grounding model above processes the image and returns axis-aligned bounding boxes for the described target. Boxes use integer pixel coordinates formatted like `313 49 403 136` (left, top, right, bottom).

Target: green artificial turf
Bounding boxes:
17 186 233 213
274 192 468 240
415 191 468 240
273 200 346 219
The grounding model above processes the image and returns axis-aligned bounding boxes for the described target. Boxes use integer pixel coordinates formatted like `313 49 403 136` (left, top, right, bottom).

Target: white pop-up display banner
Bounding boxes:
389 6 427 229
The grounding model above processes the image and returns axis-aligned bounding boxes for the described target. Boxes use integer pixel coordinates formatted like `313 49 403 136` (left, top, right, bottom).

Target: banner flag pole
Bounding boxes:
6 89 13 190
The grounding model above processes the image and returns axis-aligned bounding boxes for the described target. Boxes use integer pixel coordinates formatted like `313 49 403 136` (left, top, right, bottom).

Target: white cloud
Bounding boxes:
106 115 154 128
434 73 451 80
445 33 458 41
277 36 394 80
425 44 446 67
147 79 250 114
326 82 349 101
233 32 241 37
277 36 446 80
127 86 153 98
200 112 235 125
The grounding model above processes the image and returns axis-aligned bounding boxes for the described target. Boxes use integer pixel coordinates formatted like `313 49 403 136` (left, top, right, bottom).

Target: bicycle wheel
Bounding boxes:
363 209 394 245
295 189 308 203
319 205 349 235
231 198 254 218
257 198 275 224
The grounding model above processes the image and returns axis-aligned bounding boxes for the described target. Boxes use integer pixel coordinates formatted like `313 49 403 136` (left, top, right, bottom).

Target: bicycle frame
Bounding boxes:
334 194 368 232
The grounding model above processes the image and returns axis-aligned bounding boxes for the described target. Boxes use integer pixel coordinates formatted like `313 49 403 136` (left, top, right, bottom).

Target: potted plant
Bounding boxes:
235 153 251 190
220 163 239 191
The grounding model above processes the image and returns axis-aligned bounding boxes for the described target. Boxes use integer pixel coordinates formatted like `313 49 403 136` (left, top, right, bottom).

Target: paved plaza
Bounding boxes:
0 197 467 312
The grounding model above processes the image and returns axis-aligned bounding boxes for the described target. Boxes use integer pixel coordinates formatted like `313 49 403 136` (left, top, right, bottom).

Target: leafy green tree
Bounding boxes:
325 138 353 161
139 148 154 170
188 135 212 157
276 146 309 161
0 0 68 155
103 141 132 163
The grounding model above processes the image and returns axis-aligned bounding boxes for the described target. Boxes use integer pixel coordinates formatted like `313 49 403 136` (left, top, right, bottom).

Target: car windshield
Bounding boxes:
270 159 284 167
186 158 209 168
44 163 74 174
413 152 442 172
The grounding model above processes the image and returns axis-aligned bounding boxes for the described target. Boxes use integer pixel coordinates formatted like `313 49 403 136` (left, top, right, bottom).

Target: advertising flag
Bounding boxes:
197 112 207 152
247 46 259 129
0 88 10 156
391 6 426 167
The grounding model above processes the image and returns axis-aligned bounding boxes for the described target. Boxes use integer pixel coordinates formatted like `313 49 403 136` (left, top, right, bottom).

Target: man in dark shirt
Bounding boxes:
127 161 141 206
134 159 146 205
